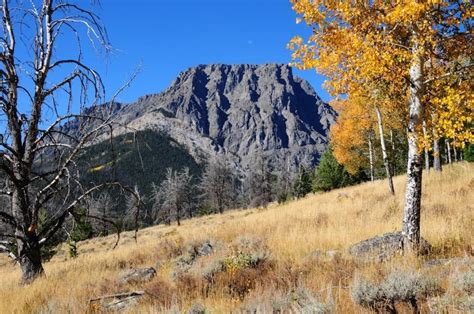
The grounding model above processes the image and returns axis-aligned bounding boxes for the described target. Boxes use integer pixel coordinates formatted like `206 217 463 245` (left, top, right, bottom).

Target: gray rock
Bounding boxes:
118 267 156 284
424 257 473 268
196 240 213 256
105 64 336 173
90 291 145 311
348 232 431 262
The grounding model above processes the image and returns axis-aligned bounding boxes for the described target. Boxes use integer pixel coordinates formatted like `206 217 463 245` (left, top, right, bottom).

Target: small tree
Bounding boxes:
200 158 236 214
88 193 116 236
313 148 357 192
152 168 196 226
293 165 313 199
248 157 276 208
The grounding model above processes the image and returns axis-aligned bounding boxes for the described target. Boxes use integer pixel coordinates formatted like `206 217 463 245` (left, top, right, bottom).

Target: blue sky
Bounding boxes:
92 0 331 103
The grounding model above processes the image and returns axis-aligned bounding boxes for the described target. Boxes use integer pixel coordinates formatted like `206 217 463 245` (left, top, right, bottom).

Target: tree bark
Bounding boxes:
453 144 458 162
368 131 375 182
446 141 452 164
447 141 452 164
422 122 430 171
401 46 424 254
432 137 442 172
17 235 44 284
11 185 45 284
375 106 395 195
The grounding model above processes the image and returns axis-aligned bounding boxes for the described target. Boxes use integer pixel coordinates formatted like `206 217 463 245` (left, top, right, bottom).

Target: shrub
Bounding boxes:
242 285 332 313
351 270 443 312
463 143 474 162
453 270 474 294
230 235 271 267
188 302 207 314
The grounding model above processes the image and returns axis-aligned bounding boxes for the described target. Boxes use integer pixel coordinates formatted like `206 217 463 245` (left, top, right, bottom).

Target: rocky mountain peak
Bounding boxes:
113 63 336 172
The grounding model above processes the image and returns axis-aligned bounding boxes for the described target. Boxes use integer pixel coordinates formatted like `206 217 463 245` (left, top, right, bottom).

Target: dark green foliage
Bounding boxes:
313 148 362 192
463 143 474 162
77 129 203 228
293 165 314 198
70 208 94 243
277 192 292 205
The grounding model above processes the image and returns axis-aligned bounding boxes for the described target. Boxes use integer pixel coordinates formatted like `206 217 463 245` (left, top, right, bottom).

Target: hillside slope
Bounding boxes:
0 163 472 312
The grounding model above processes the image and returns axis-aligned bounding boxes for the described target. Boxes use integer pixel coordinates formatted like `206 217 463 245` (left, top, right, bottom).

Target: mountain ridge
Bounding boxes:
110 63 336 172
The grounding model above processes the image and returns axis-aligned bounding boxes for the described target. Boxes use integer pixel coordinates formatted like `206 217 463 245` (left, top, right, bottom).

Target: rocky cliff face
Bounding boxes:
114 64 336 172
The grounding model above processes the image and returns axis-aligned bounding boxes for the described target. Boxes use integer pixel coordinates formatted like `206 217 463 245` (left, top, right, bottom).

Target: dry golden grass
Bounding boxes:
0 163 472 313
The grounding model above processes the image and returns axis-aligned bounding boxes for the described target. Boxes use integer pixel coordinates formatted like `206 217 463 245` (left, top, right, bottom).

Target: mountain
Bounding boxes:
111 63 336 173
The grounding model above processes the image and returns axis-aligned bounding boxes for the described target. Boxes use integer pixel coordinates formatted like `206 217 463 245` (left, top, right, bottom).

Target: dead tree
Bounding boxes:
0 0 140 284
200 157 236 214
152 168 195 226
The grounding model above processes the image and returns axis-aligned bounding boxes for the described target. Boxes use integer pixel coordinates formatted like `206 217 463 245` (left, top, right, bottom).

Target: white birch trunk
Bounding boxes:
401 46 424 253
447 141 452 164
375 106 395 195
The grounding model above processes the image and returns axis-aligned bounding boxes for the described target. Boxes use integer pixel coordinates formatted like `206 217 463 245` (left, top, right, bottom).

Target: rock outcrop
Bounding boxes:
112 64 336 172
348 232 432 261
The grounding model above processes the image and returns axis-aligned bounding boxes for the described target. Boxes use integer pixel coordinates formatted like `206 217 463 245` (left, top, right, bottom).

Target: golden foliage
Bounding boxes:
288 1 473 148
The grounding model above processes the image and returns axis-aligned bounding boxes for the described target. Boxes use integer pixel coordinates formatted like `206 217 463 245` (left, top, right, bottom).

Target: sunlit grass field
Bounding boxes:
0 163 472 313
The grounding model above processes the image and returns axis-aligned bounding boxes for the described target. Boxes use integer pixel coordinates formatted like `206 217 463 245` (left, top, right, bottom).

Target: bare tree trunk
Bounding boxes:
368 131 375 182
12 193 44 284
422 122 430 172
375 106 395 195
432 136 442 172
402 48 424 254
17 236 44 284
453 144 458 162
446 141 452 164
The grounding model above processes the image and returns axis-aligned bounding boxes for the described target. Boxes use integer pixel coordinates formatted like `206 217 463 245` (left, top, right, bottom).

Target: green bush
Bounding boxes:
463 143 474 162
313 148 361 192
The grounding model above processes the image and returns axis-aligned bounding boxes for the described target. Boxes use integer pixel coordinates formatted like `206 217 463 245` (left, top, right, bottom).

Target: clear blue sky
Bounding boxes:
92 0 331 103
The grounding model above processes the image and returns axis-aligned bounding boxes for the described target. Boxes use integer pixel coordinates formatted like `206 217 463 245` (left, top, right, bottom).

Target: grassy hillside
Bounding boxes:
0 163 472 313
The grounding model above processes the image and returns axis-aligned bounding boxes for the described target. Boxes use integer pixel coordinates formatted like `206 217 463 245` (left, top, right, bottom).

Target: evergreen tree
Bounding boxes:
313 149 358 192
293 165 314 198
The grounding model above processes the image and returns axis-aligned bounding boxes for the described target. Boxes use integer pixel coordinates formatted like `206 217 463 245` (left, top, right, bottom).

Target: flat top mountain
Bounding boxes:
110 63 335 173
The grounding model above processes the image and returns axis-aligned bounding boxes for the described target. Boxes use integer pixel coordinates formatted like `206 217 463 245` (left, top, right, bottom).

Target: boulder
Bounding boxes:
118 267 156 284
348 232 431 262
90 291 145 311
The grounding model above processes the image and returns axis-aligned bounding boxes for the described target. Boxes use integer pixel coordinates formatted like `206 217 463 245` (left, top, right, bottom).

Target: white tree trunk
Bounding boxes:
375 106 395 195
447 141 452 164
368 131 375 182
453 144 458 162
402 48 424 253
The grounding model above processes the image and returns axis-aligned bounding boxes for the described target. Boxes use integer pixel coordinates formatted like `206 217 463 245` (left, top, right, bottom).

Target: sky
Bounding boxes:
90 0 331 103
